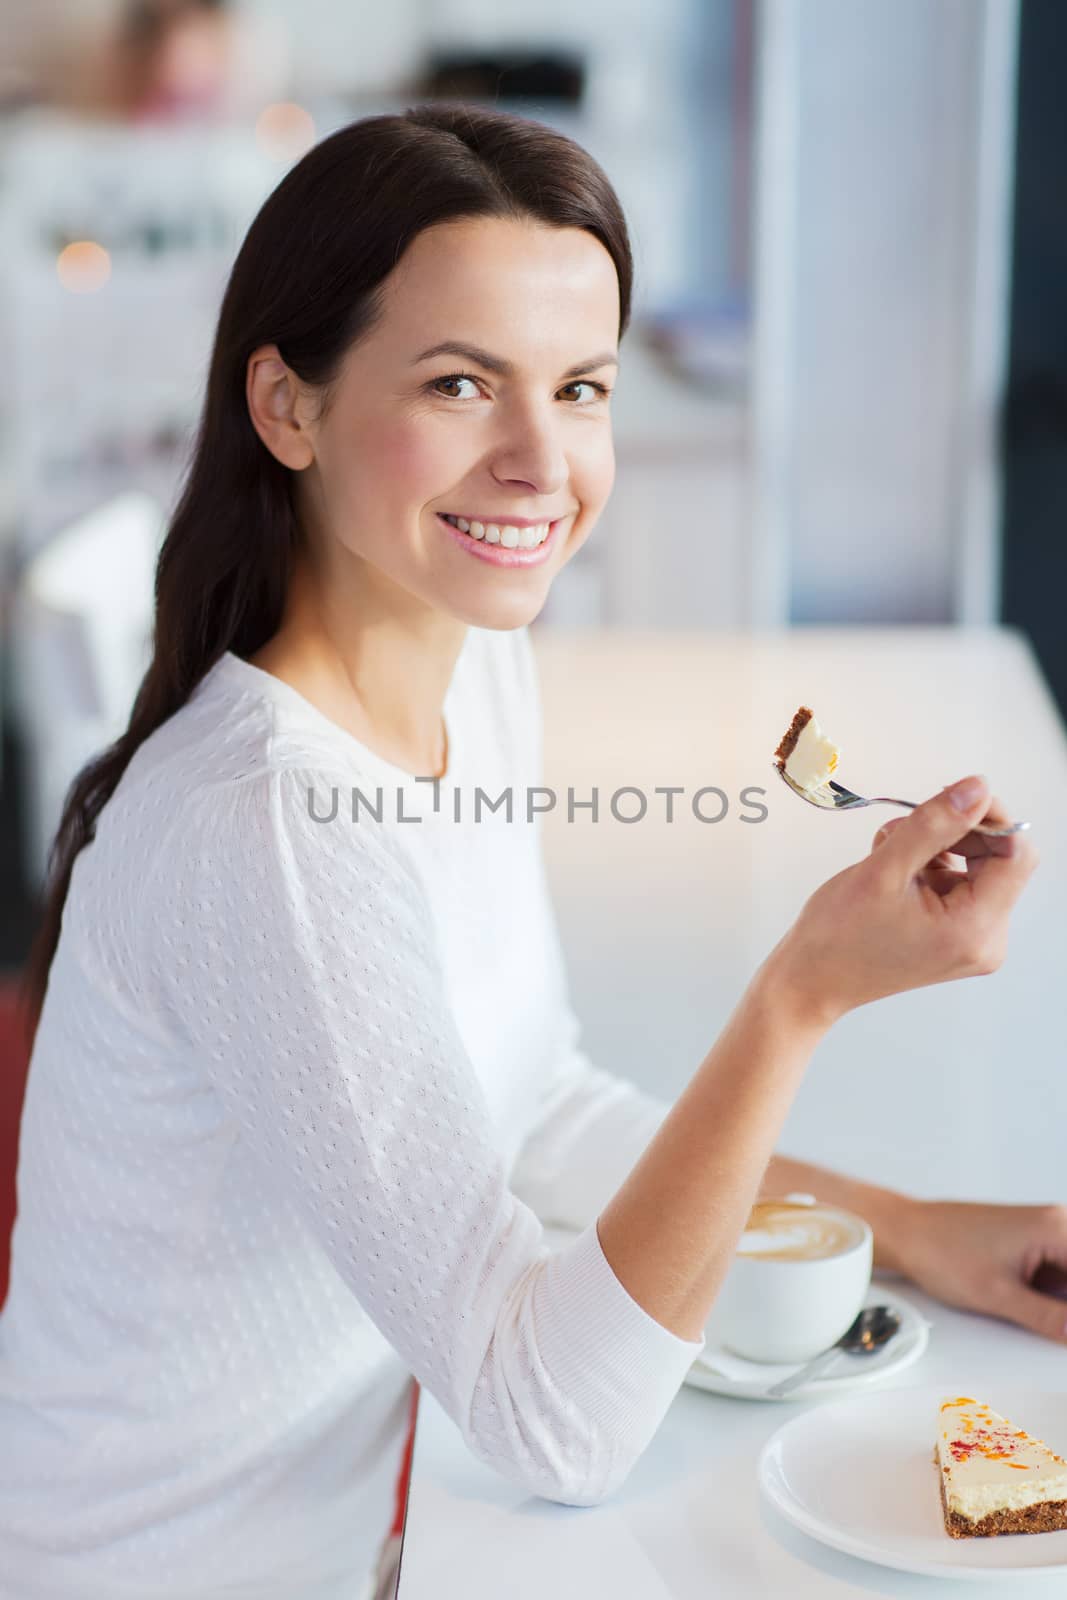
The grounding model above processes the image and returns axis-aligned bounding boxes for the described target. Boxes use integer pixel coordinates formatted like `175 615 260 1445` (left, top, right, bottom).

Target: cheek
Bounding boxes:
372 419 455 498
580 433 615 509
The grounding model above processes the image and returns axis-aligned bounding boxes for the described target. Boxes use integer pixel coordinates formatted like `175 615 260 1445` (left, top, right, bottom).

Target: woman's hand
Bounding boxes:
759 1159 1067 1347
769 775 1039 1027
865 801 1062 1340
763 782 1048 1340
891 1197 1067 1346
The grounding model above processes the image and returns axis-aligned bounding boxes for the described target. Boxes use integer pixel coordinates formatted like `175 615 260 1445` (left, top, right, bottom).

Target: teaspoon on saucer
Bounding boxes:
764 1304 902 1400
773 764 1030 839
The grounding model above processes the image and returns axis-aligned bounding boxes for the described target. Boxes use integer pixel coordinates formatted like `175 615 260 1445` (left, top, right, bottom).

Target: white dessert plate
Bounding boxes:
685 1287 930 1401
758 1385 1067 1580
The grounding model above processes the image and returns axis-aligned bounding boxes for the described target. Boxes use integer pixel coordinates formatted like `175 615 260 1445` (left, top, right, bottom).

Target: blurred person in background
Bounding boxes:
0 104 1057 1600
95 0 238 123
5 0 285 123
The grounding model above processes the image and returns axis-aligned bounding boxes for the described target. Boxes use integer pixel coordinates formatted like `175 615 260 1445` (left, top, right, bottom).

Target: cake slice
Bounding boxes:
774 706 841 793
937 1396 1067 1538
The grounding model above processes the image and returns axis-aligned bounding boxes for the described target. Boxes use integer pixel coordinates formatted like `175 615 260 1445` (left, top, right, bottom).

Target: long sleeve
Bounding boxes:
508 625 675 1232
508 789 675 1232
509 1002 672 1234
143 766 703 1509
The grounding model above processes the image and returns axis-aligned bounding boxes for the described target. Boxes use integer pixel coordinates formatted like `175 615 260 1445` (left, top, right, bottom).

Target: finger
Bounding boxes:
920 866 968 898
878 776 992 885
960 833 1040 920
991 1281 1067 1346
1030 1260 1067 1301
883 825 991 889
935 790 1019 860
874 801 1018 860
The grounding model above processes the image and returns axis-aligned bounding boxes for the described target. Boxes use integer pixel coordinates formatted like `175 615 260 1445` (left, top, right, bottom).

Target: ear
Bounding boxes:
245 344 316 470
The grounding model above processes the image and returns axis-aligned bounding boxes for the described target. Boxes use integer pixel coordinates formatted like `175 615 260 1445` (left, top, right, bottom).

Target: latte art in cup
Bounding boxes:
737 1200 866 1263
703 1194 874 1363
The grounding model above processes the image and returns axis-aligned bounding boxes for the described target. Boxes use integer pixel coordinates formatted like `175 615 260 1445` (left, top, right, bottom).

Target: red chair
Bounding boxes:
368 1379 419 1598
0 975 33 1310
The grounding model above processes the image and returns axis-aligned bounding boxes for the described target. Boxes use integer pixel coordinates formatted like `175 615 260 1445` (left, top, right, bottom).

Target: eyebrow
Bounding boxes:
411 341 619 382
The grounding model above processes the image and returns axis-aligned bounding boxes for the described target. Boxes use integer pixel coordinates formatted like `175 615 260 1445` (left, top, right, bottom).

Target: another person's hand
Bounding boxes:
891 1198 1067 1346
771 776 1038 1026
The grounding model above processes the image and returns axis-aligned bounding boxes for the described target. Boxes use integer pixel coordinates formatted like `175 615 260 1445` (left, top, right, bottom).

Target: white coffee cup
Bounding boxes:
703 1192 873 1364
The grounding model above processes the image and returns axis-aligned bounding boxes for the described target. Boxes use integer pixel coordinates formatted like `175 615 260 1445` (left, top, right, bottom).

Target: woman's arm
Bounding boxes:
513 930 1067 1345
596 950 827 1341
517 1041 1067 1348
595 779 1037 1342
509 1035 914 1268
508 1012 670 1232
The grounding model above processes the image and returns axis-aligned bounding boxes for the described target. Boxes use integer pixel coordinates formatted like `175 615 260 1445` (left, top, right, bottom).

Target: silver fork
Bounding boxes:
773 764 1030 838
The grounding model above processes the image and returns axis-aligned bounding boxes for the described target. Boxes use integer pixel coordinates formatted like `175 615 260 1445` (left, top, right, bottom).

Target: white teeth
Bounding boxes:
441 514 552 548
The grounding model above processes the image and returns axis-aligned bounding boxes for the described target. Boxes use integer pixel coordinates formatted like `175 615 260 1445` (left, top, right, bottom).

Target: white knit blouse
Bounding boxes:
0 622 703 1600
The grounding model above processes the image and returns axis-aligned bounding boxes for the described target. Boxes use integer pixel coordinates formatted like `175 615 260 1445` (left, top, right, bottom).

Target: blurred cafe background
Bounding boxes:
0 0 1064 1295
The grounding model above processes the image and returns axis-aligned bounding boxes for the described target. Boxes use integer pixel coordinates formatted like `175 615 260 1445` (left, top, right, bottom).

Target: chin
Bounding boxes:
445 583 551 633
457 598 550 633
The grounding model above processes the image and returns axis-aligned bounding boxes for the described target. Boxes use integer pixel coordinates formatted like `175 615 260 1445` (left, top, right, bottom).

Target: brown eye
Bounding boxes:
429 374 480 400
560 381 610 404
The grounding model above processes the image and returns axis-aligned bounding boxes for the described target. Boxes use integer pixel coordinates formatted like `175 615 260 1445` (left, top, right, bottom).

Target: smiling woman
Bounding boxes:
241 210 619 672
3 102 1042 1600
22 101 635 997
7 103 657 1600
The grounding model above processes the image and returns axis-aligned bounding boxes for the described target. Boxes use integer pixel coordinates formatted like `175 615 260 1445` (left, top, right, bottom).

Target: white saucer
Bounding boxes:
758 1385 1067 1580
684 1287 930 1401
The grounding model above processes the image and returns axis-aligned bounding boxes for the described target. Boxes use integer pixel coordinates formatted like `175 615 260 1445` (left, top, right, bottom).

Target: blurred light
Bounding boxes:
255 103 316 164
56 242 111 294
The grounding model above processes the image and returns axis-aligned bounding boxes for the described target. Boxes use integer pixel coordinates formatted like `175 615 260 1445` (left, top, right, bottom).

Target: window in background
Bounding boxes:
1001 0 1067 723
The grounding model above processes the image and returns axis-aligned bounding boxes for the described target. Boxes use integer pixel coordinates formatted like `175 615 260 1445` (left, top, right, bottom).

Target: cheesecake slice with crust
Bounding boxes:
937 1396 1067 1538
774 706 841 793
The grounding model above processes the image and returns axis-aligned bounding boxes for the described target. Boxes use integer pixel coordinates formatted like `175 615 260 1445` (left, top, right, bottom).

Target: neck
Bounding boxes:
250 547 466 778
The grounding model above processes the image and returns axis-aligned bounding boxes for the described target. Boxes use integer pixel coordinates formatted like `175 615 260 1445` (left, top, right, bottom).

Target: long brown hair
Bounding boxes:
19 103 633 1044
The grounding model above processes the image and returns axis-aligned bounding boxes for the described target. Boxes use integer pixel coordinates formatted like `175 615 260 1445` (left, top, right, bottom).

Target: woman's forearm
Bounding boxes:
757 1153 921 1274
596 946 834 1342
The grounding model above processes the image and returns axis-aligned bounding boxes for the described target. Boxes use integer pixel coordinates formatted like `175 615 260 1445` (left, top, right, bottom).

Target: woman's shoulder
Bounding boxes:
98 671 413 897
116 652 386 805
101 627 542 869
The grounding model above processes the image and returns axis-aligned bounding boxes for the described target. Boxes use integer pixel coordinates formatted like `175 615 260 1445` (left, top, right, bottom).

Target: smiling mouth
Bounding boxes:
439 514 553 549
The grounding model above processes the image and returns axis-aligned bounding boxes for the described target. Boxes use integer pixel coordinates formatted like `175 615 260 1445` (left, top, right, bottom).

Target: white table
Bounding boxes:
398 627 1067 1598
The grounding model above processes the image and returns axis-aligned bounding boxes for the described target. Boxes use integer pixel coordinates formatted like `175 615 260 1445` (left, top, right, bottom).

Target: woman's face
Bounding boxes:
290 214 621 632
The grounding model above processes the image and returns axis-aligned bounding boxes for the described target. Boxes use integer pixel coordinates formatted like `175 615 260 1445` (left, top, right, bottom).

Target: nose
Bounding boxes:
488 397 569 498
